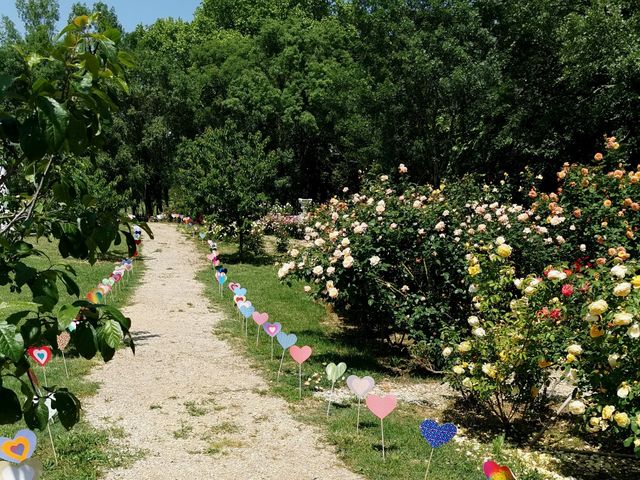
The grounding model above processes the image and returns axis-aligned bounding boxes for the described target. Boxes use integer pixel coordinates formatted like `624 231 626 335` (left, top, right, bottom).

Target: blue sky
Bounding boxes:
0 0 203 33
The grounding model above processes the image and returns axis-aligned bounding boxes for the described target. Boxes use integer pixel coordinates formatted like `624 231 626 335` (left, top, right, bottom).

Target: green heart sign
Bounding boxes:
326 362 347 383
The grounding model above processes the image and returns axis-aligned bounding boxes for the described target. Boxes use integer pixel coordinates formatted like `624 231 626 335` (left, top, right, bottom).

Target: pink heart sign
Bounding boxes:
290 345 312 364
366 394 397 419
26 347 52 367
346 375 375 399
252 312 269 326
206 253 216 262
234 295 247 305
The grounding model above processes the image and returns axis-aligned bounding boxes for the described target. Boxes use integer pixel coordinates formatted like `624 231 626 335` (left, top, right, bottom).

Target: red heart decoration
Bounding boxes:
483 460 516 479
27 346 52 367
290 345 312 364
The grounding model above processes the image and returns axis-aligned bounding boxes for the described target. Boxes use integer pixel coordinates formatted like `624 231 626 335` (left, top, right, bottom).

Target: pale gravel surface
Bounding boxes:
85 223 363 480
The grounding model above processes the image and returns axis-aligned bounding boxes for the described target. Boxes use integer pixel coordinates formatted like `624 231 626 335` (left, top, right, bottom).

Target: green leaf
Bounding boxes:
100 304 131 330
73 322 97 359
56 304 80 331
0 323 24 363
0 387 22 424
97 319 123 349
36 96 70 151
19 115 47 161
52 389 81 430
23 398 48 431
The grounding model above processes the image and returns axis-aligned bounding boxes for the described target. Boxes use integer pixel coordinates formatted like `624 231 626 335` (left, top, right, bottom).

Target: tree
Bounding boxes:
15 0 59 47
68 1 124 34
0 14 147 430
175 124 279 255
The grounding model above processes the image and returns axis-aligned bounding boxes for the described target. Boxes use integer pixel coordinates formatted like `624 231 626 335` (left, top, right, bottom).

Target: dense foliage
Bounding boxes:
0 14 144 430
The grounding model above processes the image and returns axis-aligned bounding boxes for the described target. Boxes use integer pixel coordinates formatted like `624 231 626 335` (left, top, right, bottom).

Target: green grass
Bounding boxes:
189 234 549 480
0 236 145 480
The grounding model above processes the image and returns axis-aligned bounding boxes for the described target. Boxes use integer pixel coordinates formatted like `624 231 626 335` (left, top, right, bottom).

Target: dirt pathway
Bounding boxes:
86 223 362 480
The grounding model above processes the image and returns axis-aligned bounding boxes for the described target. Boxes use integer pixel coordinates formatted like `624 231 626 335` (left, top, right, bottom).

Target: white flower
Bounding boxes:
461 377 473 388
567 344 583 356
314 238 326 247
580 244 587 252
452 365 465 375
467 316 480 327
328 287 339 298
398 164 408 174
442 347 453 358
614 282 632 297
341 237 350 247
376 200 385 214
468 284 478 293
304 286 311 293
517 213 529 222
413 200 422 208
613 312 633 326
547 269 567 281
435 221 446 232
369 256 381 266
312 266 324 276
329 231 340 241
472 327 486 337
342 256 354 269
495 236 506 245
628 323 640 339
290 249 300 257
326 266 335 275
380 175 388 181
611 265 628 279
617 384 630 398
401 285 410 293
568 400 586 415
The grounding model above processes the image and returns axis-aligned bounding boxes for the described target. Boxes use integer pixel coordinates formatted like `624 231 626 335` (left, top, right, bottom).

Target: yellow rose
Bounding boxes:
590 325 605 338
452 365 465 375
482 363 497 378
614 412 630 428
588 300 608 316
613 312 633 326
566 353 576 363
468 264 481 276
602 405 616 420
496 244 513 258
631 275 640 289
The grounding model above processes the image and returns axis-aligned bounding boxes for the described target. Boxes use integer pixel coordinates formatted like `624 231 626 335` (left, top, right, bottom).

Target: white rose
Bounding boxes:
452 365 465 375
472 327 486 337
613 283 632 297
303 285 311 293
290 249 300 257
461 377 473 388
326 266 335 275
608 354 620 368
442 347 453 358
342 256 354 269
328 287 339 299
613 312 633 326
314 238 326 247
627 323 640 339
547 269 567 281
341 237 350 247
312 266 324 276
369 256 381 266
618 384 631 398
567 344 583 356
568 400 586 415
611 265 628 279
467 316 480 327
435 221 446 232
495 236 506 245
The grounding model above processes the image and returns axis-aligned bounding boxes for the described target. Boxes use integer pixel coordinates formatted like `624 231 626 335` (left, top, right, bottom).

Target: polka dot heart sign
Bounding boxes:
420 419 458 479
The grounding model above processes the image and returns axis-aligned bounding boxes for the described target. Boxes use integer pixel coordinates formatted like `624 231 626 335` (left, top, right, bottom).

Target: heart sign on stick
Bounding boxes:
325 362 347 417
26 347 51 368
234 287 247 297
276 332 297 380
0 458 43 480
252 312 269 345
57 332 71 379
0 430 37 463
263 322 281 360
420 419 458 479
366 395 397 461
483 460 516 480
346 375 375 431
290 346 312 399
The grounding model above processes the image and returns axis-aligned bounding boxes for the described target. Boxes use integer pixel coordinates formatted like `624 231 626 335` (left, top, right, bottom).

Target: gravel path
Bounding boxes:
85 223 362 480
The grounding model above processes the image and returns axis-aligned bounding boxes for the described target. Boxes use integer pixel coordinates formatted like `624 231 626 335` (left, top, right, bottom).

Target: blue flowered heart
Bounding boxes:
234 287 247 296
239 305 255 318
276 332 297 350
420 419 457 448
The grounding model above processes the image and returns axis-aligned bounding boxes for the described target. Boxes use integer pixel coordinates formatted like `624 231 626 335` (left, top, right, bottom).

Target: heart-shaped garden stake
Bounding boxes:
420 419 458 479
234 287 247 297
483 460 516 480
252 312 269 345
26 347 51 368
276 332 297 380
0 430 37 464
0 458 43 480
228 282 240 292
206 253 216 262
346 375 376 431
290 346 312 399
366 395 397 461
325 362 347 417
263 322 282 360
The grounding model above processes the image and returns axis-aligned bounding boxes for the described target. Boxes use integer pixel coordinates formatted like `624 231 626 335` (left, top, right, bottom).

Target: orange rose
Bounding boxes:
594 152 603 162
